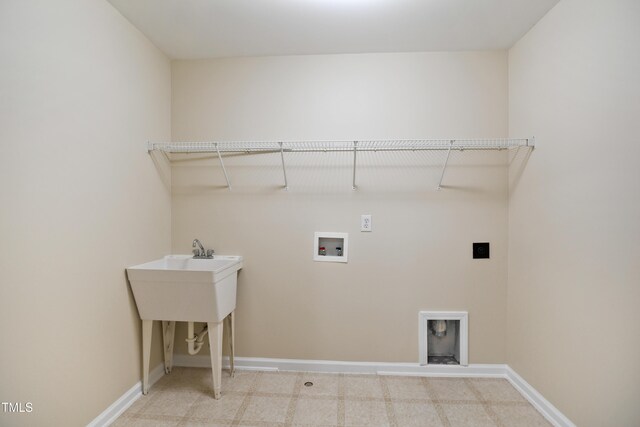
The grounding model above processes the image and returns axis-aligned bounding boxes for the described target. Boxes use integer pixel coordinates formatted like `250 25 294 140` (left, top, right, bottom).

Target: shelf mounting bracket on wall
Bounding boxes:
437 140 454 190
215 143 232 190
279 142 288 190
352 141 358 190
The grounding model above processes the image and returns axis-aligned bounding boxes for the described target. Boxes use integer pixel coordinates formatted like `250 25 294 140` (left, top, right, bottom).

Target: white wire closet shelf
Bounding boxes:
148 138 533 153
147 138 535 190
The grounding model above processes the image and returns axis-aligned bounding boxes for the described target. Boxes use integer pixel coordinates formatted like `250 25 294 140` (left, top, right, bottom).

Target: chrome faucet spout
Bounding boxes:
193 239 205 254
192 239 213 258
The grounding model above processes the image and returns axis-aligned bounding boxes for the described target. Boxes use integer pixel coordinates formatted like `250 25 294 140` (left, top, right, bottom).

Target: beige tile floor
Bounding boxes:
113 368 551 427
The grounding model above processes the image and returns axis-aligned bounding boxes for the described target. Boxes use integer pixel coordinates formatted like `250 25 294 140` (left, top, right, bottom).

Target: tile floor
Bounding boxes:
113 368 551 426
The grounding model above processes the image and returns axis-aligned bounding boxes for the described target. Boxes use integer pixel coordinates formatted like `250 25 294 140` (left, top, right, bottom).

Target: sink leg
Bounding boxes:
226 311 235 377
142 319 153 395
207 321 223 399
162 321 175 374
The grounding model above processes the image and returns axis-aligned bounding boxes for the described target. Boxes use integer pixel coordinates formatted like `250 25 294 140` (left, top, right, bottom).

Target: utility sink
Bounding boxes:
126 254 243 398
127 255 243 322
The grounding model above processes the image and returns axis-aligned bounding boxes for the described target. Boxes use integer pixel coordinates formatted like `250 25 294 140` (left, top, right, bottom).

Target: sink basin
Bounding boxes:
127 254 243 398
127 255 243 322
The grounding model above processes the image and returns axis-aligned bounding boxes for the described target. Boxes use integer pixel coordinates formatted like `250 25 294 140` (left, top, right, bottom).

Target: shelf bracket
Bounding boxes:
279 142 288 190
437 140 454 190
352 141 358 190
216 143 232 190
147 141 170 163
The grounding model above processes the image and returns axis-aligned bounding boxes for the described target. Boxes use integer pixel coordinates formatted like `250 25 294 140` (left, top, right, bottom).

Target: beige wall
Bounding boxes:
508 1 640 425
171 52 510 363
0 0 171 425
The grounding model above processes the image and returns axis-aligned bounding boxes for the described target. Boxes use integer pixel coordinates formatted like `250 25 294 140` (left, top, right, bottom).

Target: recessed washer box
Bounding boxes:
313 232 348 263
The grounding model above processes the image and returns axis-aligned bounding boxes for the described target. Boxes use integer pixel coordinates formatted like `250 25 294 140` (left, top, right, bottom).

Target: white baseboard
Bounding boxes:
91 356 574 427
87 363 165 427
173 354 506 377
505 366 576 427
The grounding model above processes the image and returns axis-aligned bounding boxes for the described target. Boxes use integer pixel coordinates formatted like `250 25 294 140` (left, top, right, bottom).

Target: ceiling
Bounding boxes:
108 0 559 60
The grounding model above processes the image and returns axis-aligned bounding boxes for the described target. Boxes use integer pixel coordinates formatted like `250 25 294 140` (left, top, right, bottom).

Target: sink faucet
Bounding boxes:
192 239 214 259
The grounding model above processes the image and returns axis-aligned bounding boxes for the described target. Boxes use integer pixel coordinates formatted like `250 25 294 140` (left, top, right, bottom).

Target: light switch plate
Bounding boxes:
361 214 372 232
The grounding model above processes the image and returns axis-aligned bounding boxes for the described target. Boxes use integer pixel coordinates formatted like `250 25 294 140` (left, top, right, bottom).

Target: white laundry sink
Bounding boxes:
127 255 243 322
127 254 243 398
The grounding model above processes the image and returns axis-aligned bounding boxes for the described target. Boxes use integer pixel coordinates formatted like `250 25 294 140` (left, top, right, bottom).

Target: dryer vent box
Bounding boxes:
419 311 468 366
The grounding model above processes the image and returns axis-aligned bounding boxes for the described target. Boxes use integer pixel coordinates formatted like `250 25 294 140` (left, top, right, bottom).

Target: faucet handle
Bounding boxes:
193 248 200 257
206 249 215 258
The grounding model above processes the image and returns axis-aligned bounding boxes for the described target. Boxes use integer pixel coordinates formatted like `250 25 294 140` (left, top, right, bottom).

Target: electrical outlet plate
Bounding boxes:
473 242 490 259
361 214 372 232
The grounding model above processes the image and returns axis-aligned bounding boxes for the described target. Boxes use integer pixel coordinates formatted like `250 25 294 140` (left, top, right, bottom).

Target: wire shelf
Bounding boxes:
148 138 533 154
147 138 534 190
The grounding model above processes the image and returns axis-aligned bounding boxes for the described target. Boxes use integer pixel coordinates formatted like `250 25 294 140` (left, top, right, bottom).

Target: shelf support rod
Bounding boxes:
352 141 358 190
438 140 454 190
216 143 232 190
279 142 288 190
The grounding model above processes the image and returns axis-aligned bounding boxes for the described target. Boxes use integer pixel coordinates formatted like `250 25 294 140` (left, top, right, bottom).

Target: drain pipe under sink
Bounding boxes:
186 322 208 355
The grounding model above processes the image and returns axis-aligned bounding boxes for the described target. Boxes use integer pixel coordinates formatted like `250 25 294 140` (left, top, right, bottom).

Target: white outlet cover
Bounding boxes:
361 214 372 232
